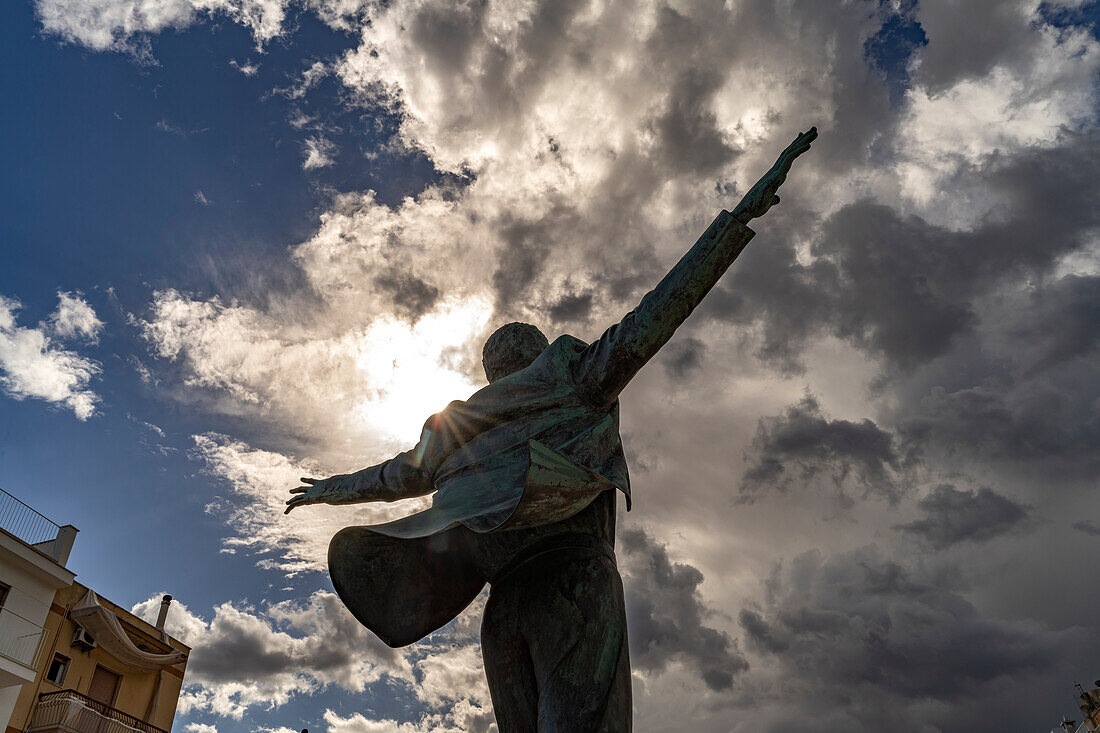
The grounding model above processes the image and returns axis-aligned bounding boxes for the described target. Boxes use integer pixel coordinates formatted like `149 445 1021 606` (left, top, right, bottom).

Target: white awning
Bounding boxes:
69 590 186 672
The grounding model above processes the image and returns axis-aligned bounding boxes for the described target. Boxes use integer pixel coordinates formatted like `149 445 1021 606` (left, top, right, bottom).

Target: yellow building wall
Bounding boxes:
7 582 189 733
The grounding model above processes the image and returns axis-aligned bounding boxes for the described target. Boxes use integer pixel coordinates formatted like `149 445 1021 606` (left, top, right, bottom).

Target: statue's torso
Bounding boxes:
464 490 617 582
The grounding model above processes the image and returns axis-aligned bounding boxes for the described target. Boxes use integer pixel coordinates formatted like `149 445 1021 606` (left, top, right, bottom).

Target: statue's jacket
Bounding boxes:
329 212 755 647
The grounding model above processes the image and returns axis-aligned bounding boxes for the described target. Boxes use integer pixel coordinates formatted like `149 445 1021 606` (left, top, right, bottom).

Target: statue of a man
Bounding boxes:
286 128 818 731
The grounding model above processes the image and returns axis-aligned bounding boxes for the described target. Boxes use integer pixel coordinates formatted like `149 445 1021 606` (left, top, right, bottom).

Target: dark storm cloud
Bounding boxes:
737 609 788 654
1011 274 1100 376
185 592 404 685
897 379 1100 468
491 206 582 313
546 289 593 323
698 206 831 373
662 336 705 380
373 271 441 321
708 130 1100 374
895 484 1031 549
912 0 1042 93
809 130 1098 368
650 65 737 176
618 527 749 691
1073 520 1100 537
740 547 1071 710
739 394 902 504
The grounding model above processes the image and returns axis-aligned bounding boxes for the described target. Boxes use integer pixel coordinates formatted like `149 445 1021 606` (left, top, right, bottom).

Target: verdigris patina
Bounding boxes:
286 127 818 731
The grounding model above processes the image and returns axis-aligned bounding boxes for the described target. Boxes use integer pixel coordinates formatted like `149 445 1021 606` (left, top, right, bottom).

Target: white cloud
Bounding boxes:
184 723 218 733
320 699 495 733
49 291 104 341
303 0 369 32
302 135 337 170
191 433 441 573
413 644 490 711
229 59 259 76
278 61 330 100
0 293 102 420
34 0 289 56
155 119 189 136
140 284 489 451
34 0 196 54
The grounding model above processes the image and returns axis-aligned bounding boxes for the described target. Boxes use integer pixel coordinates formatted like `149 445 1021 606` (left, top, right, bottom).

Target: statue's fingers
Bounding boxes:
791 131 816 152
300 477 318 484
285 495 311 512
290 486 308 494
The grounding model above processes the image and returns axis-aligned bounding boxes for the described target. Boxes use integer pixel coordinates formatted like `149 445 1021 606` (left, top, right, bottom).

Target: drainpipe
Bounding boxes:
144 671 163 724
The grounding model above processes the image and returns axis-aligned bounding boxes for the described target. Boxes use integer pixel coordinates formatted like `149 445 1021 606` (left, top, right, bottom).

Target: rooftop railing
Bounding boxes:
29 690 168 733
0 487 60 547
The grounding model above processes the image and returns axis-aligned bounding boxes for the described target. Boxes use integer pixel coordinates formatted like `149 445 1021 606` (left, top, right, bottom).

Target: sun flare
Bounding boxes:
353 297 493 442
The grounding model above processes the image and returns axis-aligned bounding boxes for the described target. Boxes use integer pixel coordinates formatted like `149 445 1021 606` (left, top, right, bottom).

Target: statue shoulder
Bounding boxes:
528 334 589 374
549 334 588 356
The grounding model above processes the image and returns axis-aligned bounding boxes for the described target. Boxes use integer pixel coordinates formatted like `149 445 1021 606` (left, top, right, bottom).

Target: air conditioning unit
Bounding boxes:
71 627 96 650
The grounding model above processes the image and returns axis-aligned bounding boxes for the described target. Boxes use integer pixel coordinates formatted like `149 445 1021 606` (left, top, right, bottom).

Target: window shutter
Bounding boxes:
88 666 120 706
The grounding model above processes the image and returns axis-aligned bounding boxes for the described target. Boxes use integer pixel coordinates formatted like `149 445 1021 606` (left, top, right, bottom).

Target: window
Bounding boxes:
45 653 69 686
0 582 9 609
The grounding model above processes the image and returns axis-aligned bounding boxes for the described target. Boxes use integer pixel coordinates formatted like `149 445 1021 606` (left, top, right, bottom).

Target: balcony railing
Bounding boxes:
0 487 60 547
29 690 168 733
0 606 49 669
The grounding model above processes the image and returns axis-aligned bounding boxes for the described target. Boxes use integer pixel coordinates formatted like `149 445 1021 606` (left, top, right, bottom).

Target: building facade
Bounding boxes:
0 488 77 728
0 489 190 733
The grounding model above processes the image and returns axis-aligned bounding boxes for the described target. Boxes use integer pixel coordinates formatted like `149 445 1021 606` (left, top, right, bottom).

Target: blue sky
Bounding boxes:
2 1 1100 732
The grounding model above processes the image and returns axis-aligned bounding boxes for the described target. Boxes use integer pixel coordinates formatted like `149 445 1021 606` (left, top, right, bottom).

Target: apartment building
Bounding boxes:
0 488 190 733
0 488 77 728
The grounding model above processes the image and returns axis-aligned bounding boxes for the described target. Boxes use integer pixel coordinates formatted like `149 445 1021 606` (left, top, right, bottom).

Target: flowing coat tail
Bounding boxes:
329 440 621 647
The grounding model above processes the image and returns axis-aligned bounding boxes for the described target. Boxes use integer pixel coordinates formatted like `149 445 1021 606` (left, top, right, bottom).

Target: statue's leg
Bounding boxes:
526 554 632 732
482 583 540 732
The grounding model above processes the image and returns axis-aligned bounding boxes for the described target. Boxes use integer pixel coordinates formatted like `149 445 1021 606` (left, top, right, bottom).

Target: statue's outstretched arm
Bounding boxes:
284 451 436 514
571 128 817 403
284 416 458 513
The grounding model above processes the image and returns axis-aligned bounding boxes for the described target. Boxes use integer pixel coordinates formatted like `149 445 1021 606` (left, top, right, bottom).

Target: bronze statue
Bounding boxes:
286 128 818 731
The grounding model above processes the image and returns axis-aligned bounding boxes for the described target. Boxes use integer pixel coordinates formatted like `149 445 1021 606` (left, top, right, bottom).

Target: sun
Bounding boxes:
353 296 493 443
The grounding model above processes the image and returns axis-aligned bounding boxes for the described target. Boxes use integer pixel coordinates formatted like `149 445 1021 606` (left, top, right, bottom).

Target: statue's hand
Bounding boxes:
285 474 354 514
733 127 818 224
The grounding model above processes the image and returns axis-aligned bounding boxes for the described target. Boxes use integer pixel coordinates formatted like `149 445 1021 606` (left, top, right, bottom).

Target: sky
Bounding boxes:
1 0 1099 731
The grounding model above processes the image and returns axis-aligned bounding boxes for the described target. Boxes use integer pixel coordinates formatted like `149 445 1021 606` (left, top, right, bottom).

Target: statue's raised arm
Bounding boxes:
284 127 817 516
570 127 818 403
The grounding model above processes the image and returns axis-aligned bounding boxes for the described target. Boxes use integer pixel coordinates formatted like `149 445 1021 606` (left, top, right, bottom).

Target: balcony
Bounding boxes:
0 606 49 686
28 690 168 733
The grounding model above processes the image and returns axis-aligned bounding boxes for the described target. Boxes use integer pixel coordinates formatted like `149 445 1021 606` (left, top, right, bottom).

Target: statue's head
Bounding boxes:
482 322 550 383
